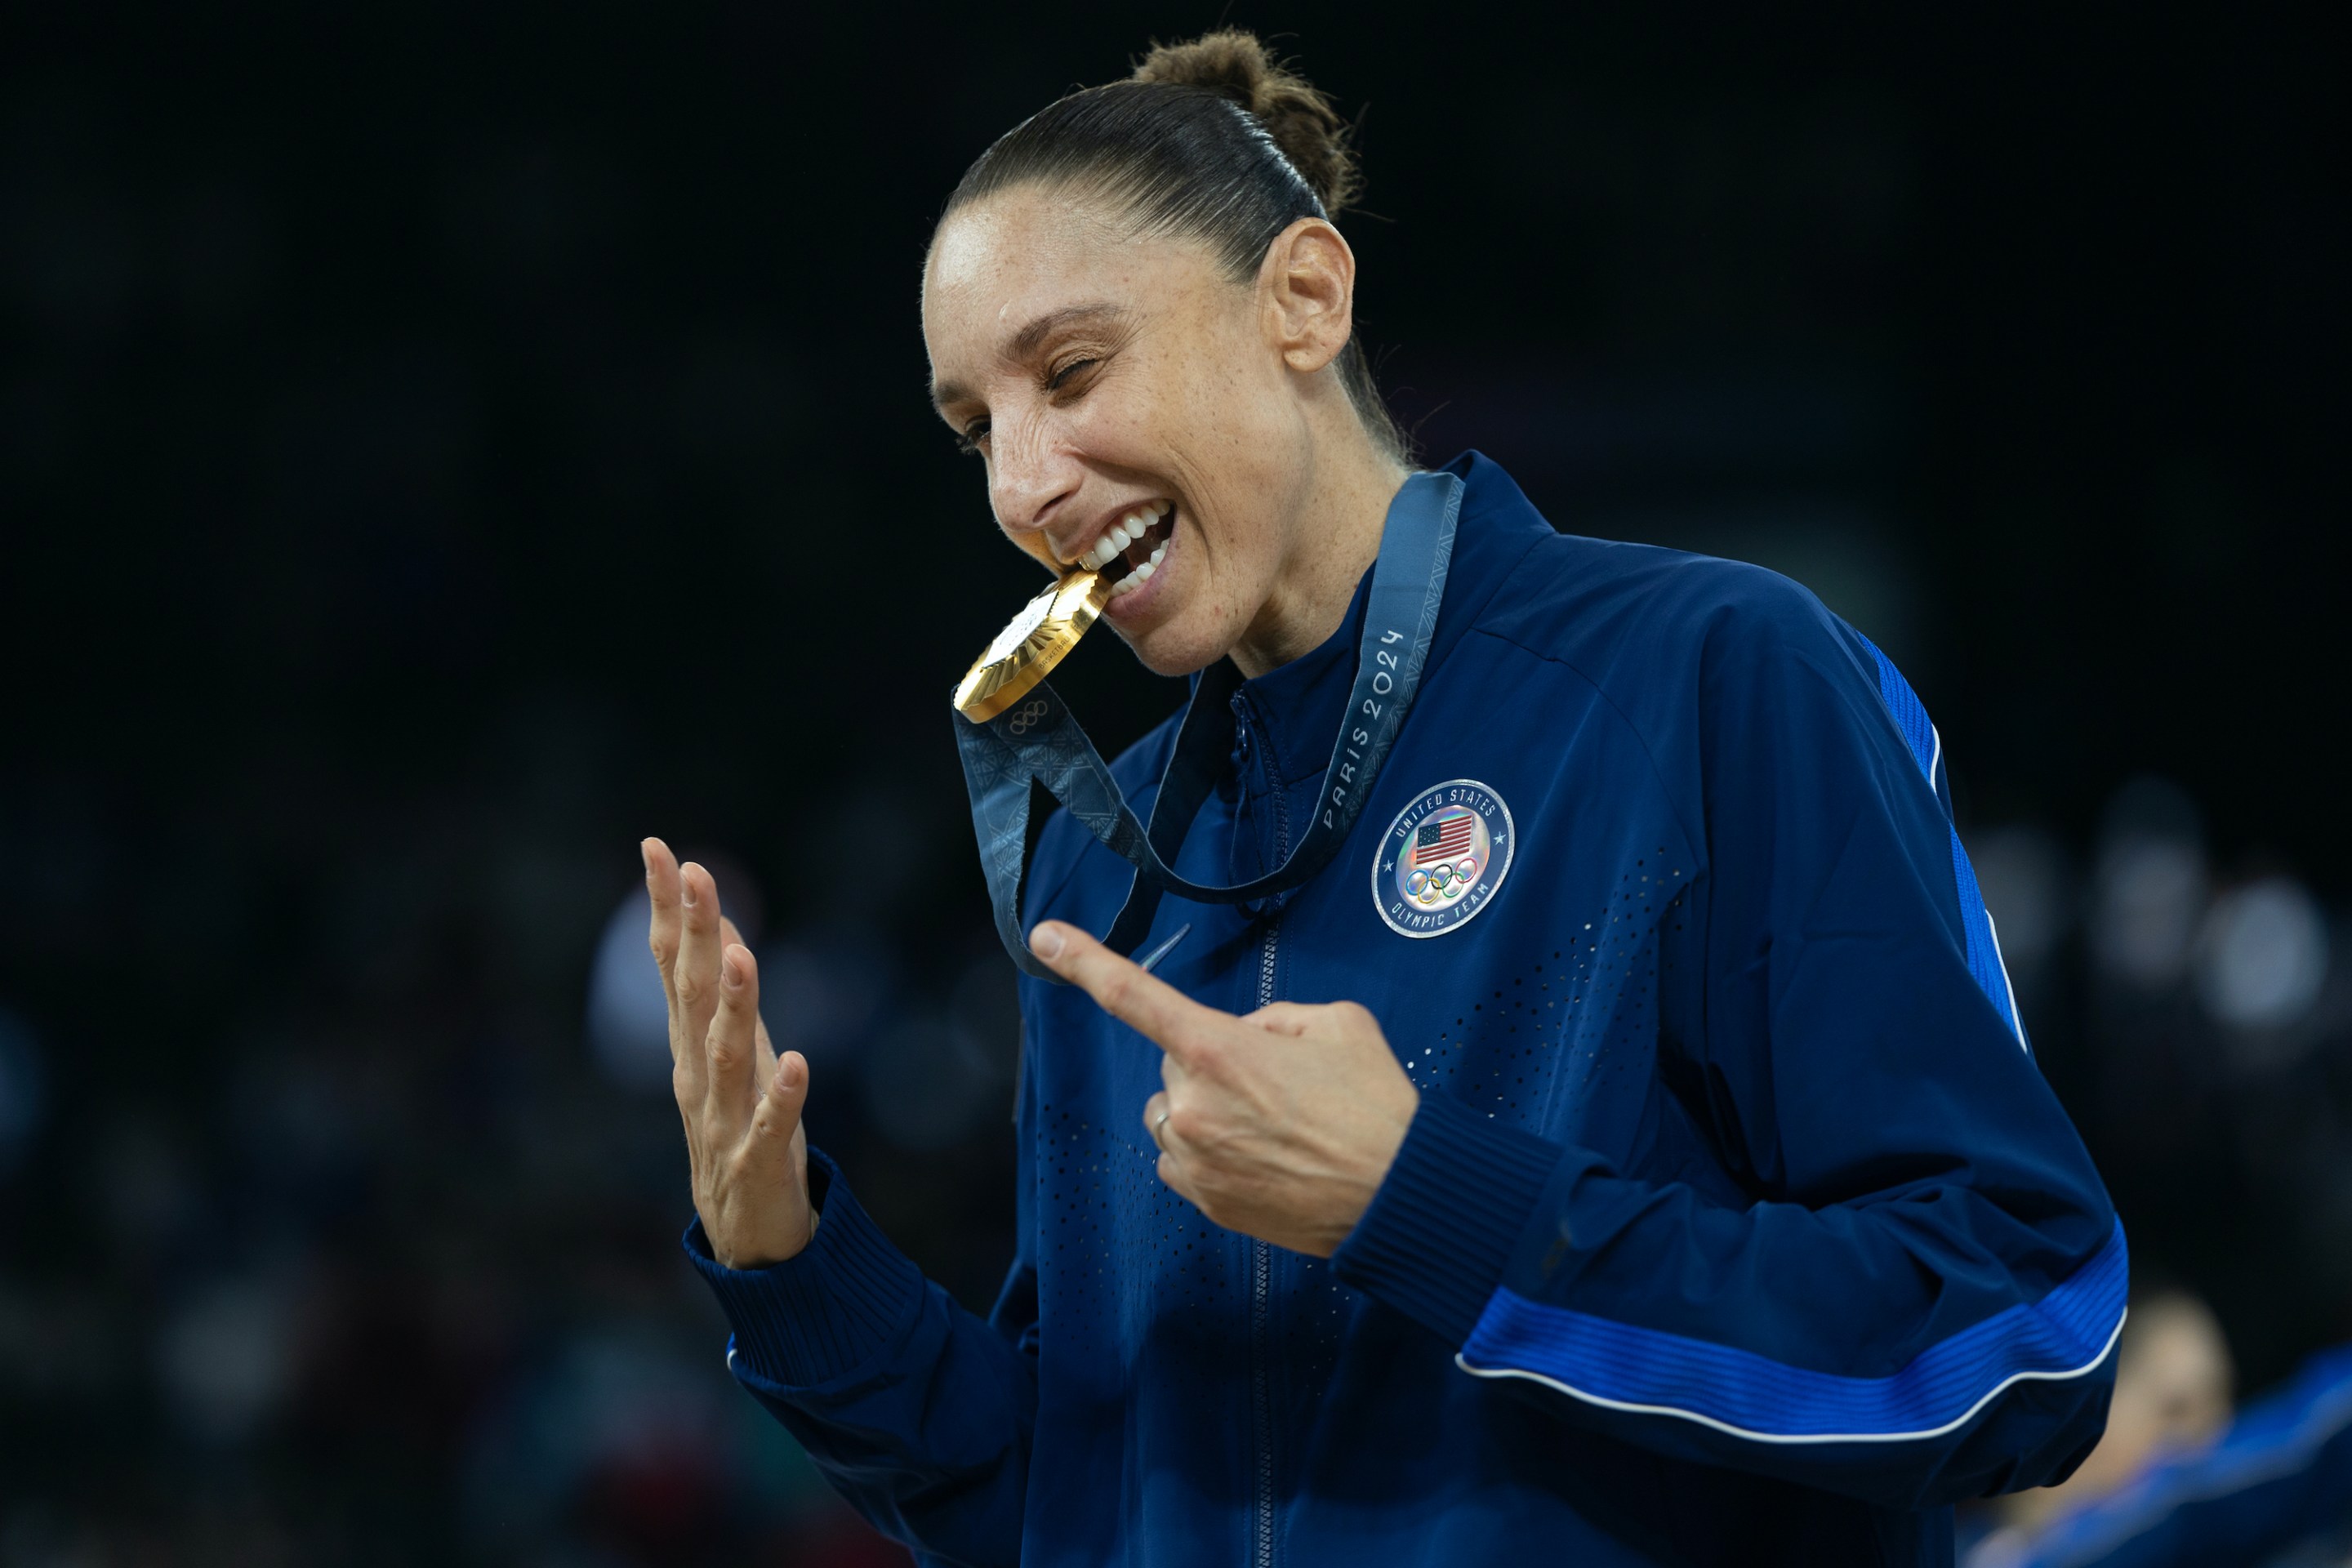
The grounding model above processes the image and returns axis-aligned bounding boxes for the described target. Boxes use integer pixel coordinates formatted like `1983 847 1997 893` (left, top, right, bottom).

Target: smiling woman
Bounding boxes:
924 33 1409 679
650 28 2129 1568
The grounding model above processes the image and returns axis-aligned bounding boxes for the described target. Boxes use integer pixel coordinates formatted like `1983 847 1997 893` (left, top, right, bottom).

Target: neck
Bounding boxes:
1228 433 1410 679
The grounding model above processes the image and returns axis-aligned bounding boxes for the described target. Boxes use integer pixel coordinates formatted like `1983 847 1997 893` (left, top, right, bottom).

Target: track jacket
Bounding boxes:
686 452 2125 1566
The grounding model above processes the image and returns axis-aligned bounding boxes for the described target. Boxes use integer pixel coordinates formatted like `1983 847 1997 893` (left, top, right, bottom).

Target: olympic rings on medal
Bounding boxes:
1005 698 1051 736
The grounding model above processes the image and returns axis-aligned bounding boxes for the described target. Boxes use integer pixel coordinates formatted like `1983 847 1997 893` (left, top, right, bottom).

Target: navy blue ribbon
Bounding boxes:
954 471 1462 981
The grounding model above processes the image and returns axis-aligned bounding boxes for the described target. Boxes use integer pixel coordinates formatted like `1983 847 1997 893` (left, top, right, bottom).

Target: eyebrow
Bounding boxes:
930 301 1129 411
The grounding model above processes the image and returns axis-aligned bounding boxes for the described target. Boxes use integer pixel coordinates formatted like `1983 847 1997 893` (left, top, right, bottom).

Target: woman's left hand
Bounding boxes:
1027 920 1419 1258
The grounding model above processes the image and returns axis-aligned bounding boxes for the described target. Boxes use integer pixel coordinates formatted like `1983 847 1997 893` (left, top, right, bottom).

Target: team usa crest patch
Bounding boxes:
1372 779 1515 938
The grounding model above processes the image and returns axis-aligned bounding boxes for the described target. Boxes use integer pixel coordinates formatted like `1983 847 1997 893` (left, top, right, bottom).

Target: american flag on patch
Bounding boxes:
1412 808 1477 867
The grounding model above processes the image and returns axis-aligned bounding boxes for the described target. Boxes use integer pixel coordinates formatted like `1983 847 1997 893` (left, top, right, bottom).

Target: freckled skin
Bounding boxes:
924 185 1408 679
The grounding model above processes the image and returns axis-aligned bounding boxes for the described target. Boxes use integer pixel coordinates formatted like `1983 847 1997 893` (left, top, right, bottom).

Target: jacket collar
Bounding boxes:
1235 452 1554 789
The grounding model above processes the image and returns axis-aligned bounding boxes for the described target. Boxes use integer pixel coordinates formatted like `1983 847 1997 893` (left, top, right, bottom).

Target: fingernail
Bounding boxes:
722 956 742 990
680 871 698 908
1030 923 1064 960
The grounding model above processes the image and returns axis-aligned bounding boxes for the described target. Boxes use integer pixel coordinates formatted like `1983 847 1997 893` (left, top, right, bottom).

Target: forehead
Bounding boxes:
922 187 1209 361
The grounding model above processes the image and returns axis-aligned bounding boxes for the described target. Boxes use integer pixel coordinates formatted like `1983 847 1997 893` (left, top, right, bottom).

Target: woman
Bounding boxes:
643 31 2123 1567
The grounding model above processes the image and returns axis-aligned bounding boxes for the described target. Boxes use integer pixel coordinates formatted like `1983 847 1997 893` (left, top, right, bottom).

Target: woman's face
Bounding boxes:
923 186 1327 678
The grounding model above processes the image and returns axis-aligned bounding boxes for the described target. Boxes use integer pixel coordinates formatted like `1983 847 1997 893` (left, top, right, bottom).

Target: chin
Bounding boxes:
1107 602 1236 679
1115 626 1224 679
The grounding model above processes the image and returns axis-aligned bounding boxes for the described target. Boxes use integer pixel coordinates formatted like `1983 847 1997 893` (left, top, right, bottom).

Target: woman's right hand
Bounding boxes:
643 837 816 1269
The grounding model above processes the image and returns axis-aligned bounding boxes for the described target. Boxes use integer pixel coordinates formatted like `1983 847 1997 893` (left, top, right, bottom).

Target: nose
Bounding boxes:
987 412 1082 558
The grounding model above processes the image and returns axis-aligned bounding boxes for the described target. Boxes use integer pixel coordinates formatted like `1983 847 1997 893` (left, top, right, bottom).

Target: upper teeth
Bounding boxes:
1079 500 1170 571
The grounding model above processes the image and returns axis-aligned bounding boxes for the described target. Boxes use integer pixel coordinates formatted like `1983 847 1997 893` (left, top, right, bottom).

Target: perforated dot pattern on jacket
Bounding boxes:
1031 1098 1374 1389
1402 853 1687 1133
1038 1102 1240 1339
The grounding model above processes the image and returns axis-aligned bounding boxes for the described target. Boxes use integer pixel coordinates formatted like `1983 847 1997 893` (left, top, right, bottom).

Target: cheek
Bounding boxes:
1129 304 1284 456
1079 356 1205 461
1067 387 1158 456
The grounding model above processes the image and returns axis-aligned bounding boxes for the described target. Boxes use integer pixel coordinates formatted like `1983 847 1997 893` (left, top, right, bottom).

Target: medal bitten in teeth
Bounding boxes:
952 566 1111 722
952 500 1173 722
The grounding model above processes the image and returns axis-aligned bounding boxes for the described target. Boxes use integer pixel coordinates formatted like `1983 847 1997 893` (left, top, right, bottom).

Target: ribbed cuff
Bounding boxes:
1332 1094 1570 1346
682 1147 927 1388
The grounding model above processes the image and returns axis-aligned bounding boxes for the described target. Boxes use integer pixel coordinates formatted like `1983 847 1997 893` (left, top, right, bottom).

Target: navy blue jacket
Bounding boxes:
688 453 2123 1566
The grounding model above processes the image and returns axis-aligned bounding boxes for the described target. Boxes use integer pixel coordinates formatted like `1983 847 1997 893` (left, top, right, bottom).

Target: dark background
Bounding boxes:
2 5 2345 1563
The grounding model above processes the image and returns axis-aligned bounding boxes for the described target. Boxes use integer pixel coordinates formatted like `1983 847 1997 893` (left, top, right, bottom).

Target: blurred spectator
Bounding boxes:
2091 782 2208 993
2195 875 2328 1045
1975 1290 2237 1552
1966 1297 2352 1567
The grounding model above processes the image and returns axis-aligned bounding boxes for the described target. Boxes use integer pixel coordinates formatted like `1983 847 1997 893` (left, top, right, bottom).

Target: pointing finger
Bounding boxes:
1240 1001 1324 1037
1029 921 1228 1064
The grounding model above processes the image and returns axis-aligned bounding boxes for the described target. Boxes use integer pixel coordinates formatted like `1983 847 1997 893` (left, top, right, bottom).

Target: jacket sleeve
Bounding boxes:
684 1064 1042 1567
1334 585 2124 1509
1975 1345 2352 1568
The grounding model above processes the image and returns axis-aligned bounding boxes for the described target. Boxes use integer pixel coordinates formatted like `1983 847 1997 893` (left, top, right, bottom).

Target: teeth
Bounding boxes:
1087 504 1174 584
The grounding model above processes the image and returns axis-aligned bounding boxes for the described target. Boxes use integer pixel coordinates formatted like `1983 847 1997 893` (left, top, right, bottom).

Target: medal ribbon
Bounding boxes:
953 470 1463 982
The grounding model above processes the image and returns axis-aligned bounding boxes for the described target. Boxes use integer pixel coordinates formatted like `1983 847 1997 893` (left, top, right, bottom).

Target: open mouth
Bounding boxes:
1072 500 1174 599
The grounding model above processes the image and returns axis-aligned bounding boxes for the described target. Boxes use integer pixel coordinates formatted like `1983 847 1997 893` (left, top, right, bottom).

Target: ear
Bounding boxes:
1258 217 1357 376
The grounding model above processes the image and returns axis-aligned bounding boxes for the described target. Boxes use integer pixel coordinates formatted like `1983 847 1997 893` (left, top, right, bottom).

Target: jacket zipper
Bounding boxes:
1249 750 1288 1568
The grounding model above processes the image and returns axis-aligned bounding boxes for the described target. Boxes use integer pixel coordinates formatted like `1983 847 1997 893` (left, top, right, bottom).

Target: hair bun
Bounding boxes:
1130 29 1361 215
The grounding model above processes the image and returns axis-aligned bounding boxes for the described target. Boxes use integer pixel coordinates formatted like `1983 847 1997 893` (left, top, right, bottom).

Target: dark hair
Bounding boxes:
942 30 1407 461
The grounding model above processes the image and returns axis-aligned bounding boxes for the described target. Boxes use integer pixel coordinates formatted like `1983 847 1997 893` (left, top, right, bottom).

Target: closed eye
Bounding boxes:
955 420 990 456
1048 358 1098 393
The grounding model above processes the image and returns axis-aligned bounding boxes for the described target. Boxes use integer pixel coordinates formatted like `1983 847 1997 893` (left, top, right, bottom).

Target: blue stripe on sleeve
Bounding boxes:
1458 1218 2127 1444
1854 634 2027 1049
1864 635 1939 781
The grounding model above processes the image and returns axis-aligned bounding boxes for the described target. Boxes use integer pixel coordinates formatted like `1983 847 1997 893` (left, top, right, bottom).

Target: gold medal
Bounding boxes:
952 569 1111 722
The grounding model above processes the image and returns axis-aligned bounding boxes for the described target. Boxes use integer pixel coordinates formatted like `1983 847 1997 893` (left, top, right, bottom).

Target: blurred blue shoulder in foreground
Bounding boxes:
1969 1343 2352 1568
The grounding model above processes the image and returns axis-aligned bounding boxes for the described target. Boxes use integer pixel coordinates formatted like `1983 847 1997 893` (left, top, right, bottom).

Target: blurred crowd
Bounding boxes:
0 764 1018 1564
2 758 2346 1563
